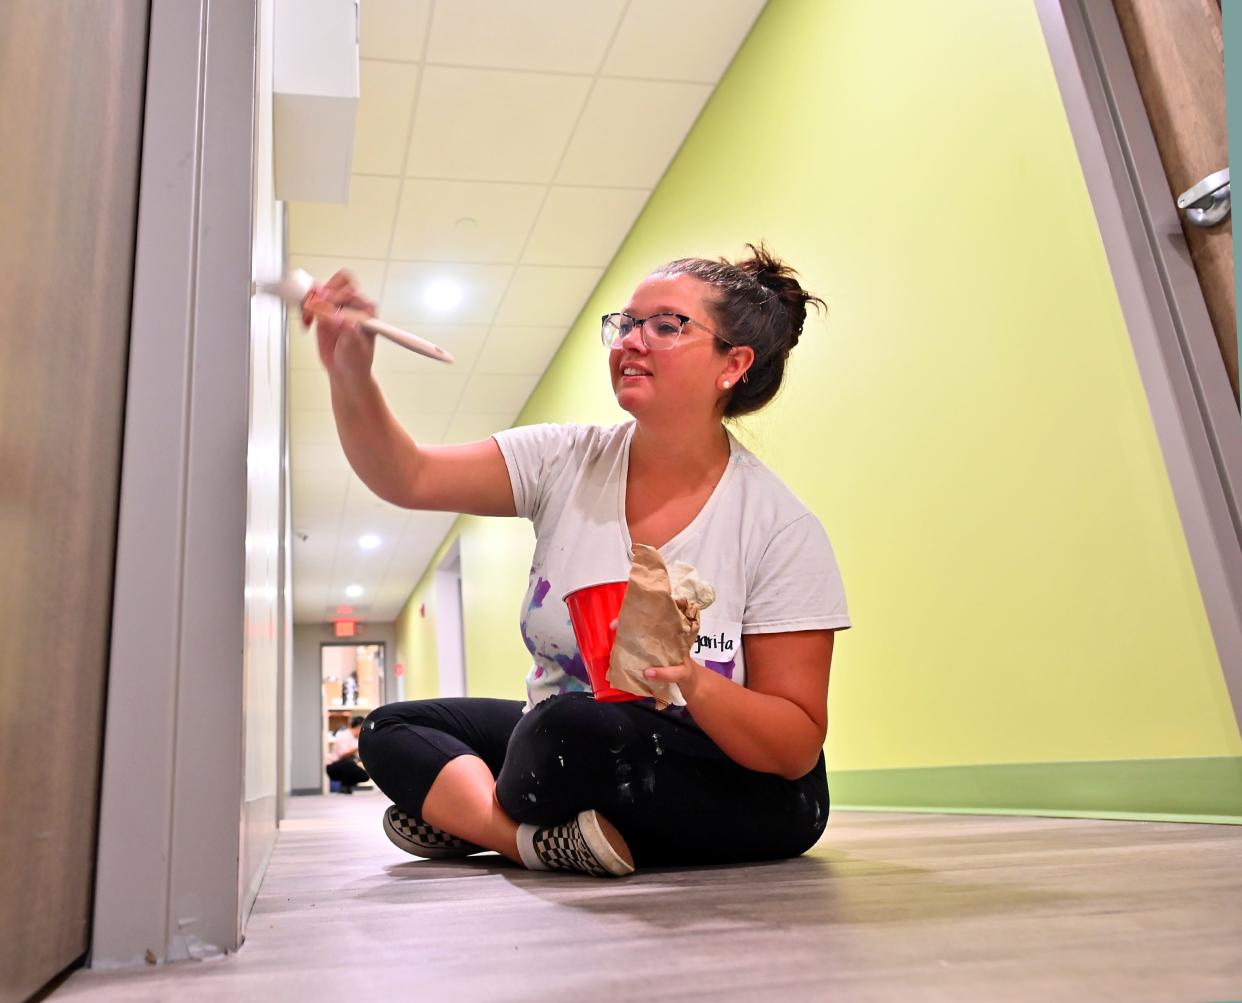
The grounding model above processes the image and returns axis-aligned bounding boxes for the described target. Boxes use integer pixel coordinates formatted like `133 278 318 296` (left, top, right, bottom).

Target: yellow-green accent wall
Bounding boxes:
396 0 1242 814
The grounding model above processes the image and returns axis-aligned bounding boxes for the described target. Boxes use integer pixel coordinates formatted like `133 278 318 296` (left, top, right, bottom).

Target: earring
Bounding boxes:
722 380 731 389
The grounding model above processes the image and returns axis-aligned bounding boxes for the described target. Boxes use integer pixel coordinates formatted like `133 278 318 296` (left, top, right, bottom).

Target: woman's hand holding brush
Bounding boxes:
302 269 380 383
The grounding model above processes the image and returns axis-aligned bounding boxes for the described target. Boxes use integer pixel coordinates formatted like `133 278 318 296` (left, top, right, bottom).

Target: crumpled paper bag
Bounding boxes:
606 544 716 710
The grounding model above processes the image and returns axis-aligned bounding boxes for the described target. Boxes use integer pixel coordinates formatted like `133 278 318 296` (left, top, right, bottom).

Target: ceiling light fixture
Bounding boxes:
423 278 463 312
358 534 381 550
345 583 364 599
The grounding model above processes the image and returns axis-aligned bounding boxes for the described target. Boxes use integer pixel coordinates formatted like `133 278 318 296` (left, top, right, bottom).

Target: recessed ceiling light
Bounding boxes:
358 534 381 550
423 278 463 312
345 584 364 599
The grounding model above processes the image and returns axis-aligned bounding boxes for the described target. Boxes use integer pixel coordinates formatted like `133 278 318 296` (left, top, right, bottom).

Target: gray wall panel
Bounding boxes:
0 3 149 999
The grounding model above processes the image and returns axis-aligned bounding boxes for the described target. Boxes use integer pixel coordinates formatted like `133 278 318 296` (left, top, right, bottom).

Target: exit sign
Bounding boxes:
333 619 357 638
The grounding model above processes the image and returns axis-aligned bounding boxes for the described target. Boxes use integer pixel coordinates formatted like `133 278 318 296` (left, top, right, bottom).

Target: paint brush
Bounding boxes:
253 268 455 365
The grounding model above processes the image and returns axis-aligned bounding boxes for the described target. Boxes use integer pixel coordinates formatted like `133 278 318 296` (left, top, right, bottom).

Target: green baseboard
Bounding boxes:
829 756 1242 824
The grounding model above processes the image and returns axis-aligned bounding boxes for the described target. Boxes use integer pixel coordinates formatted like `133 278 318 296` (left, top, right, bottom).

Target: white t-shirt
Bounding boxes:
493 422 851 714
331 727 359 760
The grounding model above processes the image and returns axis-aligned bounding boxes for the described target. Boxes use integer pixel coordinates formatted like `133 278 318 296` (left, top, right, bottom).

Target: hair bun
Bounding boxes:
651 243 826 419
732 242 823 351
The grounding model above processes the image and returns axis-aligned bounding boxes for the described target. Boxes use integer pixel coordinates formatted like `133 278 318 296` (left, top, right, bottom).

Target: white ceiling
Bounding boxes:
287 0 766 624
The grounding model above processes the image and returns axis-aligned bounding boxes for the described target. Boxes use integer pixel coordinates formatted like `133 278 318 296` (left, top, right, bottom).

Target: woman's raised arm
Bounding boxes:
312 270 516 517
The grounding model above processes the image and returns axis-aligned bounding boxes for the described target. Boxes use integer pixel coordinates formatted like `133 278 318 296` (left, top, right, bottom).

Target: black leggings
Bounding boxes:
359 693 829 868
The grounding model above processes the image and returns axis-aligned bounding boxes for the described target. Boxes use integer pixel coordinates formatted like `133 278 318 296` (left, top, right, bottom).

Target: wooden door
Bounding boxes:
0 3 148 999
1112 0 1239 402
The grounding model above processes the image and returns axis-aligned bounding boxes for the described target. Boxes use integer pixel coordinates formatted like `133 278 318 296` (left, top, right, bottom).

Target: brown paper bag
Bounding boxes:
606 545 714 710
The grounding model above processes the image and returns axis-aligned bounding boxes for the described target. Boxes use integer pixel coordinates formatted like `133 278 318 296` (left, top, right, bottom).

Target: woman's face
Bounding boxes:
609 273 731 422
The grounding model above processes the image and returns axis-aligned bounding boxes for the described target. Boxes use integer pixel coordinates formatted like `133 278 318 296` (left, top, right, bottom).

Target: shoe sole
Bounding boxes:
382 807 479 860
576 810 635 877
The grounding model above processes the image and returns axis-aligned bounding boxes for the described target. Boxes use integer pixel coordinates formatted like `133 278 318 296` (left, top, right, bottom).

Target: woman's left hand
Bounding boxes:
644 655 705 701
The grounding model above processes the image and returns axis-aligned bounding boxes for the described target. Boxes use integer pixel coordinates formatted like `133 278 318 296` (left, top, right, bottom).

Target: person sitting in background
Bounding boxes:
326 715 369 793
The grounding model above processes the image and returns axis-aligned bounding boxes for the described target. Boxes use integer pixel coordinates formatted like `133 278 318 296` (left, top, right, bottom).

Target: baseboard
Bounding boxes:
289 787 321 797
829 755 1242 823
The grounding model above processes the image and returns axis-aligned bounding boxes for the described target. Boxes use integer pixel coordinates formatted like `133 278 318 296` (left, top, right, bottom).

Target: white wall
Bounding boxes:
240 0 284 925
291 622 397 793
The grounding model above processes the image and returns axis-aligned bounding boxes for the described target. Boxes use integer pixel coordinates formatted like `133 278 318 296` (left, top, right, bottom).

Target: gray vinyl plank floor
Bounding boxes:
58 791 1242 1002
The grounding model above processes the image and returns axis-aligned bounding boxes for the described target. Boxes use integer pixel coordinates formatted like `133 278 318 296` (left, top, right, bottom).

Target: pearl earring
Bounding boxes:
722 380 731 389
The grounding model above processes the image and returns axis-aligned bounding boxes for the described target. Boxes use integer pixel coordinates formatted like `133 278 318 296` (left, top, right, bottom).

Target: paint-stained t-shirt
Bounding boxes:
492 421 851 716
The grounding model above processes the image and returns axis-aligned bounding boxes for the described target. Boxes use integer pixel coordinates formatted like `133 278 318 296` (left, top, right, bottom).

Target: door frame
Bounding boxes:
319 640 387 791
434 536 468 698
91 0 277 968
1035 0 1242 733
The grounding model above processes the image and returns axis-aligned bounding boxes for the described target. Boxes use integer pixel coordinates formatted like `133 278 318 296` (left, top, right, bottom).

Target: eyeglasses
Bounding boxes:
600 312 727 351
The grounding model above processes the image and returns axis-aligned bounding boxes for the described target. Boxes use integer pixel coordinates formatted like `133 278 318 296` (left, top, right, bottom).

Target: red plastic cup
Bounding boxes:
563 581 642 702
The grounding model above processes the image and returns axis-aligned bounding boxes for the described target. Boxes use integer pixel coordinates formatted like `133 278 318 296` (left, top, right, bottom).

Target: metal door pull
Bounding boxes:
1177 167 1230 226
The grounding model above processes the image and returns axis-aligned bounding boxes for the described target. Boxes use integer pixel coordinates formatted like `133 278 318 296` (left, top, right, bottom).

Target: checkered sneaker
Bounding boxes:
532 810 634 878
383 805 484 859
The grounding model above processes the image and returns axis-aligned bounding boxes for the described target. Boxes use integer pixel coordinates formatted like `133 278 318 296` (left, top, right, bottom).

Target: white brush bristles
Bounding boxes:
253 267 315 304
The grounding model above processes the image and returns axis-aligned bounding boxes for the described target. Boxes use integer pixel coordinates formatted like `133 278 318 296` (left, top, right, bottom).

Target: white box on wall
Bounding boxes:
273 0 359 203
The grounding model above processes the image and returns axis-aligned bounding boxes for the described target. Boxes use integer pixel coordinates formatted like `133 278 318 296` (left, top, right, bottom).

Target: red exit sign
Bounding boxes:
333 619 358 638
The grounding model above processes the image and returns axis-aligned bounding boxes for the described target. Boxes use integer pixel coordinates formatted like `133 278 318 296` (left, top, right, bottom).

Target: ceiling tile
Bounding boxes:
359 0 431 62
290 441 350 473
290 409 340 445
290 524 340 558
287 175 401 258
336 524 400 567
556 79 712 187
406 67 591 183
602 0 765 82
290 473 348 515
290 545 338 578
288 368 331 411
474 325 567 375
404 509 460 543
382 261 513 324
373 325 489 373
444 410 518 443
425 0 625 74
521 186 650 266
380 371 470 413
391 180 545 263
353 61 420 176
494 265 602 326
380 408 454 444
457 371 541 413
342 498 410 535
292 0 753 631
332 562 392 600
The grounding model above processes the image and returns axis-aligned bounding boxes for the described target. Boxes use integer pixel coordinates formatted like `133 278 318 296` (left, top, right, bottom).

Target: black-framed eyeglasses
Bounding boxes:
600 312 728 351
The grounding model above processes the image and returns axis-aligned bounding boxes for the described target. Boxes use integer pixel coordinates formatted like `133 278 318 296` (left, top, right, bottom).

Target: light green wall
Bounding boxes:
394 577 440 702
396 0 1242 817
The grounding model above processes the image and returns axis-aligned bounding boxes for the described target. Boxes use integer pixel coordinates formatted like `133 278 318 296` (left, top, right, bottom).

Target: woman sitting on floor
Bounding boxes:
307 244 851 877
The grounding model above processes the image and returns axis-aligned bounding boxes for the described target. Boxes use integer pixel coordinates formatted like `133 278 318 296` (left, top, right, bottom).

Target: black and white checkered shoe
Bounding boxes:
382 805 484 859
530 810 634 877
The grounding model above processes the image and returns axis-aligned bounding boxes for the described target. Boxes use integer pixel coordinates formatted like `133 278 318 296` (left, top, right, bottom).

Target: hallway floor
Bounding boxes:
58 792 1241 1002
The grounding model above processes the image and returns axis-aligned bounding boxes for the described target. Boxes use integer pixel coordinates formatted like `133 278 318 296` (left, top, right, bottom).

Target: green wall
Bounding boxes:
394 584 439 703
396 0 1242 820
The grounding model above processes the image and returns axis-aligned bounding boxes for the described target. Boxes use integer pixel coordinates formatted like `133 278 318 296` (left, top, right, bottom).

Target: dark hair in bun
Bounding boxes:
653 242 825 418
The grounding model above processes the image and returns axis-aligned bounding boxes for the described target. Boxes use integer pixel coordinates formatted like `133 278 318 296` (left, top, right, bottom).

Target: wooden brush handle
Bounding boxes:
360 318 455 365
302 299 455 365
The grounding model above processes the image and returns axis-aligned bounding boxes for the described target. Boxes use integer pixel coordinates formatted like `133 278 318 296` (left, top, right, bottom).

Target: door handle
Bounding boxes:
1177 167 1230 227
